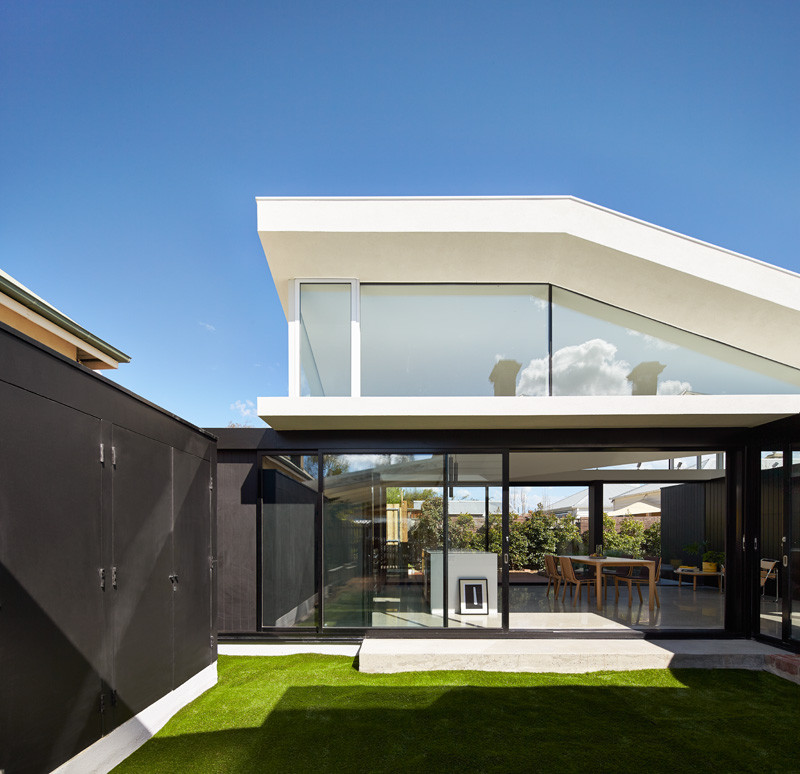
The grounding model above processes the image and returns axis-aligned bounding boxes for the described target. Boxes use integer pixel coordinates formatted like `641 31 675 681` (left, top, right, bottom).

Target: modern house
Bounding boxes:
213 195 799 648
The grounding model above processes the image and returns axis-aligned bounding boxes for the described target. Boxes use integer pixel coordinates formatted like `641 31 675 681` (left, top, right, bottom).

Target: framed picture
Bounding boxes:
459 578 488 615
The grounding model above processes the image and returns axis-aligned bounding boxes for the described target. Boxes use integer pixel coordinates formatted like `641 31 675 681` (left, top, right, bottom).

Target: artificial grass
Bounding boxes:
112 655 800 774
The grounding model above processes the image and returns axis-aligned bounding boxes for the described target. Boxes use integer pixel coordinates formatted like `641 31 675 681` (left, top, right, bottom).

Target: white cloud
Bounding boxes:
517 339 632 396
230 399 256 418
658 379 692 395
626 330 678 350
199 321 216 332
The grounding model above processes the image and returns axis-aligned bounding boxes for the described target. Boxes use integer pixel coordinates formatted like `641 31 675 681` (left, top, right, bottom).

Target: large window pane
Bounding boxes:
261 455 318 627
508 450 725 631
361 284 549 396
551 288 800 395
445 453 503 629
299 283 350 396
760 451 783 638
323 454 445 628
792 450 800 642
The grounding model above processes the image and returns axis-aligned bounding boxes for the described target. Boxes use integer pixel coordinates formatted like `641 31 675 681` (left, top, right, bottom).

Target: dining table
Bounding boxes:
562 556 657 611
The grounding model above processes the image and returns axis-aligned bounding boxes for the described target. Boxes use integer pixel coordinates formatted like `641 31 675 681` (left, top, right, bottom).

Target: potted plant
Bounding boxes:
702 550 725 572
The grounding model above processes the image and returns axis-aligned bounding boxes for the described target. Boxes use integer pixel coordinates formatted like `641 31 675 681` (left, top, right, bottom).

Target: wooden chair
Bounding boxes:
603 556 633 600
543 554 561 598
559 556 600 605
614 557 661 608
761 559 779 601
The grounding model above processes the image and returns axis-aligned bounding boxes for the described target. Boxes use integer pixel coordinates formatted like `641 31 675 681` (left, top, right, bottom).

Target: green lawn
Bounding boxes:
112 655 800 774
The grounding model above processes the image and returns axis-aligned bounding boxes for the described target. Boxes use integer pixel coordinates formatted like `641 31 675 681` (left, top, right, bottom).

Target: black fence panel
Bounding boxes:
110 426 174 724
0 382 106 774
661 482 705 565
172 450 213 687
705 477 727 552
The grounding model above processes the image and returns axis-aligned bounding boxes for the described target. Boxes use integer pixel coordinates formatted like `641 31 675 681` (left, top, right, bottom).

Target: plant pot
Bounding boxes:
702 561 717 572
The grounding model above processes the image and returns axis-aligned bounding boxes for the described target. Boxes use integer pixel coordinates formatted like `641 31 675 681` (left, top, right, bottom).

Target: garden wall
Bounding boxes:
0 321 216 774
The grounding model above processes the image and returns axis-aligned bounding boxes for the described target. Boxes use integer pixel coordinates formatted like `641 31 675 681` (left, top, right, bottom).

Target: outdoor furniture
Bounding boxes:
614 557 661 607
563 556 657 611
675 567 724 592
543 553 561 598
761 559 779 601
559 556 600 606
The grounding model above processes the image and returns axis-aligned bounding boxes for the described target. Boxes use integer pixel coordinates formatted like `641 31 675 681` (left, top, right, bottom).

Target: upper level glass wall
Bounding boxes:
299 283 351 396
361 284 549 396
294 282 800 397
552 288 800 396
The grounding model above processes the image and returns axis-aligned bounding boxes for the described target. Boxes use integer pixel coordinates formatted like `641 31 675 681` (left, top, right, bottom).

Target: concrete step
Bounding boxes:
357 638 788 674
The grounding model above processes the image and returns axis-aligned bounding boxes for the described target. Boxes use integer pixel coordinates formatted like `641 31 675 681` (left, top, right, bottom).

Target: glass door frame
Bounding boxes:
752 442 795 646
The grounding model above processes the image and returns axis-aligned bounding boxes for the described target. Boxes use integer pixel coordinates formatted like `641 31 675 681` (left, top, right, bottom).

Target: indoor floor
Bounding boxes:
329 578 728 630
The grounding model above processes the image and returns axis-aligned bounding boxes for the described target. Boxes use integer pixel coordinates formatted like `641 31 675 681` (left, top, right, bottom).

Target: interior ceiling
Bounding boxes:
322 450 723 493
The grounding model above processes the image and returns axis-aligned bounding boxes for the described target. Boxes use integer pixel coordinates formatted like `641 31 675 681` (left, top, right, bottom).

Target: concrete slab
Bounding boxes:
357 638 787 674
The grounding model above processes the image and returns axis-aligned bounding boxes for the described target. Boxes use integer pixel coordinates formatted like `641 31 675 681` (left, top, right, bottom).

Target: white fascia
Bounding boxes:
257 394 800 431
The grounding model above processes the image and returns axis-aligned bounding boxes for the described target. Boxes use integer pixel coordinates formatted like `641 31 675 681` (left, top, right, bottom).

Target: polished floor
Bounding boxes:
355 578 727 630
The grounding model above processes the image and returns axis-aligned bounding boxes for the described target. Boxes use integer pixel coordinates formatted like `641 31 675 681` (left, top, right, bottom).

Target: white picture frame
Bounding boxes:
458 578 489 615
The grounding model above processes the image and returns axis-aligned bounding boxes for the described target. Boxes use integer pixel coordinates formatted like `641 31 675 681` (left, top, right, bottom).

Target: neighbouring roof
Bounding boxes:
0 268 130 368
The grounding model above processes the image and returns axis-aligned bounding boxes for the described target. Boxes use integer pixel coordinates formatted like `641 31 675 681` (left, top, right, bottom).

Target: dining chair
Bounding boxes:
543 554 561 598
603 555 633 600
559 556 600 606
614 556 661 607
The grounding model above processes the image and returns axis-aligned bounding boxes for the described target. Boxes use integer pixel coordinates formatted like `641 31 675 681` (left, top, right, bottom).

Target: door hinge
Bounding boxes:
111 446 117 467
209 555 217 570
100 443 105 464
111 566 118 590
99 567 106 592
99 689 116 714
169 573 179 590
209 477 214 491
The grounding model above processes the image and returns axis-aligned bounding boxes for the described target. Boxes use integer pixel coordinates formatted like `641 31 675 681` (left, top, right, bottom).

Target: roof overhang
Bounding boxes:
0 269 129 369
256 196 800 370
257 394 800 432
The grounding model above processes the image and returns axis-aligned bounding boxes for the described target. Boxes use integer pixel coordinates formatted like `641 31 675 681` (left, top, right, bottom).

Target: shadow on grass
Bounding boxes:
116 669 800 774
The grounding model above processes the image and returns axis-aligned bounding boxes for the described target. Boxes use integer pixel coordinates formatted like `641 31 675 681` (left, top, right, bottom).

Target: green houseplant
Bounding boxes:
702 550 725 572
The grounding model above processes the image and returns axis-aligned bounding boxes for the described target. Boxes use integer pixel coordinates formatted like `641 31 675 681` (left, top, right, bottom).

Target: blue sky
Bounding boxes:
2 1 798 428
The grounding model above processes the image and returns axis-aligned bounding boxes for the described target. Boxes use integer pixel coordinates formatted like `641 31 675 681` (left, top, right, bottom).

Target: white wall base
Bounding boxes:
51 661 218 774
218 642 360 657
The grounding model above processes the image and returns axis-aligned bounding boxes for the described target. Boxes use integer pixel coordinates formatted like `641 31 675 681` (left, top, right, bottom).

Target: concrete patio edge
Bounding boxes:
357 638 792 675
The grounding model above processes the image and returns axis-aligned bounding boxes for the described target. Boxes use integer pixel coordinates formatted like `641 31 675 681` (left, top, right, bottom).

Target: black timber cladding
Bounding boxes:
216 450 259 632
0 321 216 774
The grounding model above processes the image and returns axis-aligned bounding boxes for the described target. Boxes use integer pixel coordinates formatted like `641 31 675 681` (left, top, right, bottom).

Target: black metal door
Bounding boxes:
110 426 173 724
0 381 106 774
171 449 212 687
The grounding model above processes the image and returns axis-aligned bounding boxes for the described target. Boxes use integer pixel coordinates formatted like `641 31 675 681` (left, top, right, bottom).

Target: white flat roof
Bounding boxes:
256 196 800 370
